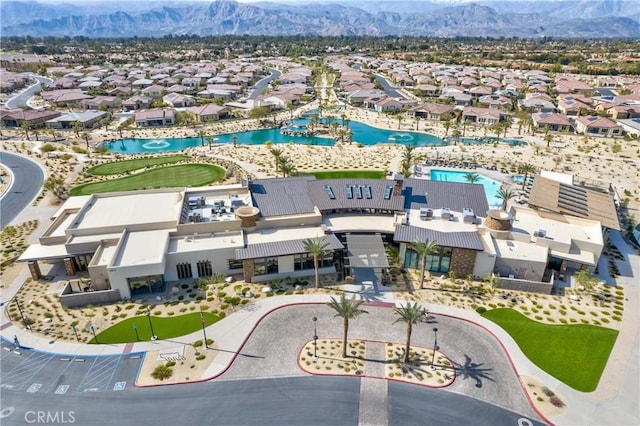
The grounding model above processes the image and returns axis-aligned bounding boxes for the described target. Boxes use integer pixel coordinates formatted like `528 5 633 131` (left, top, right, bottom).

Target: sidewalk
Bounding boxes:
2 247 638 426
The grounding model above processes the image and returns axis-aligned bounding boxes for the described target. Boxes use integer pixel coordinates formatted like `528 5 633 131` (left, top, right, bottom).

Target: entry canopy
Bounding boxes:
345 234 389 268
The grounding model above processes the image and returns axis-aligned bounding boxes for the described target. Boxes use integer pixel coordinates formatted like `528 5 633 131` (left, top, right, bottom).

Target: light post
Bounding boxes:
90 324 98 344
430 327 439 371
71 324 79 341
312 316 318 359
200 308 208 349
14 298 30 330
133 323 139 341
146 310 157 341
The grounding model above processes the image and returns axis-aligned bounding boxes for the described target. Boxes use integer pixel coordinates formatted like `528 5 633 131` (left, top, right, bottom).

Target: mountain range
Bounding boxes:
1 0 638 38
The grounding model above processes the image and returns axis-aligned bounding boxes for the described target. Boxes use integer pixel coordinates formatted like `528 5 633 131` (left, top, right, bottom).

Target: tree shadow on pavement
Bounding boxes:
451 354 495 388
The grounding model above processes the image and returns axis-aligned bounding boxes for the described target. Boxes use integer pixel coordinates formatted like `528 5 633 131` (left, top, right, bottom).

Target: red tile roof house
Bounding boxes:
606 105 640 120
134 108 176 127
477 94 511 110
365 97 403 113
461 106 502 126
141 84 165 99
162 93 195 108
574 115 623 137
186 104 230 123
557 97 591 116
123 95 152 111
532 112 573 132
0 108 61 129
407 103 454 120
80 96 122 110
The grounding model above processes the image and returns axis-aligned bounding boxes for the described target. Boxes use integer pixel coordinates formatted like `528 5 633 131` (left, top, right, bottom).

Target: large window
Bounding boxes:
176 262 193 280
294 252 333 271
228 259 243 270
254 257 279 276
404 246 452 273
128 275 164 296
196 260 212 278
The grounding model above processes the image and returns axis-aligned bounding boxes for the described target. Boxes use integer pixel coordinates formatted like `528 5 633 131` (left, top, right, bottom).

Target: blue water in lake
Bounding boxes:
102 114 447 154
430 169 502 207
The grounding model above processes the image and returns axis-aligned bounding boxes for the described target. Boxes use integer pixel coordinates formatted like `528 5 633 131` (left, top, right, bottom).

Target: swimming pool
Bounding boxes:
430 169 502 207
102 116 447 154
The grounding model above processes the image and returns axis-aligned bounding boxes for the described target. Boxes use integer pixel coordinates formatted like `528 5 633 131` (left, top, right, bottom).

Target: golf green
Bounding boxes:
70 164 224 195
91 312 221 344
86 155 189 175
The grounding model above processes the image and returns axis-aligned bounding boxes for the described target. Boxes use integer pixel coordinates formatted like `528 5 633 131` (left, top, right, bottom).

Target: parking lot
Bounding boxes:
0 340 143 395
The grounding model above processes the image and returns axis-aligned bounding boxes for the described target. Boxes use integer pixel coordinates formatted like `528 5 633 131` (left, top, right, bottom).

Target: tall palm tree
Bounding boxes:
303 238 330 289
20 121 31 140
502 116 514 138
443 120 452 136
464 172 480 184
409 239 440 289
81 131 90 149
401 144 415 177
393 302 424 363
232 135 238 148
270 148 283 173
326 295 368 358
72 121 83 138
205 135 215 151
497 188 515 211
517 163 536 191
451 128 462 145
196 130 206 147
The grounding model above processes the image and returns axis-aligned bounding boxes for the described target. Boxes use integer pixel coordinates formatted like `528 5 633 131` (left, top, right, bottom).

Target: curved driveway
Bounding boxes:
0 152 45 229
5 75 52 110
248 68 281 100
0 305 545 425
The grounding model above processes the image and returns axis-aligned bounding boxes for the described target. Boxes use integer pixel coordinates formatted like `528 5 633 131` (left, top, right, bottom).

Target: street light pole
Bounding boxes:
71 324 79 341
200 308 208 349
133 323 139 341
146 310 157 341
312 316 318 359
90 324 98 344
14 298 30 330
430 327 439 371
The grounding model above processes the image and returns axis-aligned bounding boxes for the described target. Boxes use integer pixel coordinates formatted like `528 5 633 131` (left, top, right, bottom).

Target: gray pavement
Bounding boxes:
0 152 46 228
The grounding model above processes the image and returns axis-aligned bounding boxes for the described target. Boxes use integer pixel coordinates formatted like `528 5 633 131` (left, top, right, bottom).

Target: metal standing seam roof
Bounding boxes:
345 234 389 268
527 176 620 230
403 178 490 217
235 233 344 260
308 179 404 212
250 177 316 217
394 225 484 251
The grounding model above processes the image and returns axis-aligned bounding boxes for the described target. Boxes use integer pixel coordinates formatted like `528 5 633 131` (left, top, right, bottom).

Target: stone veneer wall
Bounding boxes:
243 259 255 283
28 261 42 280
449 248 477 277
238 213 258 228
63 257 76 276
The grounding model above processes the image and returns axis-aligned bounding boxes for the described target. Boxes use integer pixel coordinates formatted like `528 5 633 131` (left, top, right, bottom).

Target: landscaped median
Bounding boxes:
481 308 618 392
70 164 225 195
299 339 455 387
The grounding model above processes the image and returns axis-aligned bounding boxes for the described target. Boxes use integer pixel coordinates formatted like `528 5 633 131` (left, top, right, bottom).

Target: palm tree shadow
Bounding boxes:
451 354 495 388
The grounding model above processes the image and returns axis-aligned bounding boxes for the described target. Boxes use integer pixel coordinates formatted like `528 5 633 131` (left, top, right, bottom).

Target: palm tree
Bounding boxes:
326 295 368 358
205 135 215 151
72 121 83 138
544 132 553 147
303 238 330 289
196 130 206 147
81 131 90 149
414 116 420 131
502 116 514 138
20 121 31 141
464 172 480 184
232 135 238 148
451 128 462 145
517 163 536 191
409 239 440 289
270 148 283 173
397 114 404 129
393 302 424 363
496 188 515 211
401 144 415 177
443 120 452 136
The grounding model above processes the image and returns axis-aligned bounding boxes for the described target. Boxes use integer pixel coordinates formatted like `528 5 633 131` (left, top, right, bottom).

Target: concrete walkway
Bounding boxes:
2 230 638 425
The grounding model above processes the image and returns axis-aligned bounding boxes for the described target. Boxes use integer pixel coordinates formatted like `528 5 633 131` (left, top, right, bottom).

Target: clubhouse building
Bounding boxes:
19 174 616 306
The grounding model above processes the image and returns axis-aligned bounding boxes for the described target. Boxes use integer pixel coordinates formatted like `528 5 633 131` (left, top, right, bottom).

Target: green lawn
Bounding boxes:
91 312 221 344
86 155 190 175
70 164 225 195
307 170 386 179
482 308 618 392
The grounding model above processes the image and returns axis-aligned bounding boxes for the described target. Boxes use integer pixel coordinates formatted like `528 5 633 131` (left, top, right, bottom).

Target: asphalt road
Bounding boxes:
248 68 282 100
5 75 52 110
374 75 405 100
0 152 45 229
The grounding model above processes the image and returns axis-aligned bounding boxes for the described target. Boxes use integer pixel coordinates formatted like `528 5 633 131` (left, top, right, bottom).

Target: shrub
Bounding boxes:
151 365 173 381
549 396 565 408
205 338 214 346
196 355 206 361
541 386 555 397
193 340 203 347
165 360 176 367
475 306 487 314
